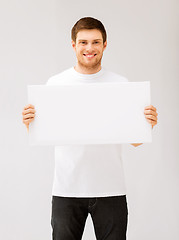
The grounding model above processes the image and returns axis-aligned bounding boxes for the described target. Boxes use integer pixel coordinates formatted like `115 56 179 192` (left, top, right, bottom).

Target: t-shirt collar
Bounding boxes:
72 66 105 80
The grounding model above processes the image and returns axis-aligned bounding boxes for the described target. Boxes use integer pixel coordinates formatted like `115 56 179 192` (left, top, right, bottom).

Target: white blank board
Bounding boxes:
28 82 152 145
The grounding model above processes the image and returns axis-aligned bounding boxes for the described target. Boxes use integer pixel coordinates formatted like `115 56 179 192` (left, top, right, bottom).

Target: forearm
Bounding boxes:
131 143 143 147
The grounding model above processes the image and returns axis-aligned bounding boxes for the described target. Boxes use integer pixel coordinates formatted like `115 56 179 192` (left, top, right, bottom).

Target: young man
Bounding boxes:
22 17 158 240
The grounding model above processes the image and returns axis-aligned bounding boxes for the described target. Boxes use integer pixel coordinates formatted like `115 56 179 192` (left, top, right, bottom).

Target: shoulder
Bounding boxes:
46 67 74 85
104 69 129 82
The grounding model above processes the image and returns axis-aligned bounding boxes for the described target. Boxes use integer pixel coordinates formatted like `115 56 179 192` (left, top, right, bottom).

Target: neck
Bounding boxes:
74 63 102 74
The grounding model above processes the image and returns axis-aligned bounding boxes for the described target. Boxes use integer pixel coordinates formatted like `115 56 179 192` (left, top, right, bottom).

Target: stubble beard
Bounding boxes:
77 53 103 71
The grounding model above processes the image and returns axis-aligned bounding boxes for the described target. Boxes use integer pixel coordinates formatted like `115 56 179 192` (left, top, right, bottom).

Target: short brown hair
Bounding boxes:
71 17 107 43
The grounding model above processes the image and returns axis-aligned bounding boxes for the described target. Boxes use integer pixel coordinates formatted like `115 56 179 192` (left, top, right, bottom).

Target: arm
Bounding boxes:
131 105 158 147
131 143 143 147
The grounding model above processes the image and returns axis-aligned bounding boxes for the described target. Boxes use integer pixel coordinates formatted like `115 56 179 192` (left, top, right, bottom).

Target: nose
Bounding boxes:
86 43 93 51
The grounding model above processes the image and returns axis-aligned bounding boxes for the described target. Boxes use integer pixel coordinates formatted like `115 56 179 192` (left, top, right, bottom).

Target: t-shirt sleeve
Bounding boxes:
46 77 53 86
122 76 129 82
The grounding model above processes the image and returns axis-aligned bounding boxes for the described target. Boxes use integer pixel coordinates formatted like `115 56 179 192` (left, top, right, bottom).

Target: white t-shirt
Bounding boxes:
46 67 128 197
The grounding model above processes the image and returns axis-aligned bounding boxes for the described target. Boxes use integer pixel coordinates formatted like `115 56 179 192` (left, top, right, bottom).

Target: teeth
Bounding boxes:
84 54 96 58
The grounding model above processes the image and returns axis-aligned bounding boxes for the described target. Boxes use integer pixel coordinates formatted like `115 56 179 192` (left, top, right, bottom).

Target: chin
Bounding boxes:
78 59 102 69
82 63 100 69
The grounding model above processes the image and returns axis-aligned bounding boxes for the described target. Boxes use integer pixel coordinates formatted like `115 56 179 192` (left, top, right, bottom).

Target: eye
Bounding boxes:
81 41 86 44
94 41 99 44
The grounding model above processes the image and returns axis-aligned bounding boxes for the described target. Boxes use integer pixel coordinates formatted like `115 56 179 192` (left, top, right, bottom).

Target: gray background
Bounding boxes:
0 0 178 239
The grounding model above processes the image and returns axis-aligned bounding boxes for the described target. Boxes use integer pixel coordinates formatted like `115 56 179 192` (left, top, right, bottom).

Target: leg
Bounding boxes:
51 196 88 240
90 195 128 240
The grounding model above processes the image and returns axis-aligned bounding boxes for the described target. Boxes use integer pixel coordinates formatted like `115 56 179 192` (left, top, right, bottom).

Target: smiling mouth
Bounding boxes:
83 54 97 58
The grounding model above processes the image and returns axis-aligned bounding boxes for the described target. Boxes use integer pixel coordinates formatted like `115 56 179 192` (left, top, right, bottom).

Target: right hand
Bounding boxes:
22 104 36 132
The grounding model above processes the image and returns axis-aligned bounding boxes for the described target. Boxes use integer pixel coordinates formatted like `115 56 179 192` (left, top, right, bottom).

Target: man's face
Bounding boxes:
72 29 107 70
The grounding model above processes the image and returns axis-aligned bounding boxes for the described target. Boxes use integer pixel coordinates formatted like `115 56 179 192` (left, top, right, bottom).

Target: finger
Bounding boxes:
23 118 34 124
146 119 157 126
23 108 35 114
23 113 35 120
144 110 158 117
145 114 158 120
146 117 157 124
22 109 36 115
144 105 156 112
24 104 35 110
145 114 158 121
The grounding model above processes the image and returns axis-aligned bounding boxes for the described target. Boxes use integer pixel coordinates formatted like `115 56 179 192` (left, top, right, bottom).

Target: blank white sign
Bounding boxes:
28 82 152 145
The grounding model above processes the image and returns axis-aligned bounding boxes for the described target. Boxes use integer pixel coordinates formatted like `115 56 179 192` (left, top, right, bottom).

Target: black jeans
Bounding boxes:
51 195 128 240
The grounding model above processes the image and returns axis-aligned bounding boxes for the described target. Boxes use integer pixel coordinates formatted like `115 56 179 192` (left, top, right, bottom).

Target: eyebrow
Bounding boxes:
78 39 102 42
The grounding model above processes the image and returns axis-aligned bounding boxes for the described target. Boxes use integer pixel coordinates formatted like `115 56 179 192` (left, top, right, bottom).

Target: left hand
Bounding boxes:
144 105 158 129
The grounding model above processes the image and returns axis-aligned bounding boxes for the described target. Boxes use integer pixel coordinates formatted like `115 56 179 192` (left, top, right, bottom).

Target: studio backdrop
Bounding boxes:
0 0 178 240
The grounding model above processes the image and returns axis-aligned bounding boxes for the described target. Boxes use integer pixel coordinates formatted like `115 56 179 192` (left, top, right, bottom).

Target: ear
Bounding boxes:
103 41 107 51
71 40 76 51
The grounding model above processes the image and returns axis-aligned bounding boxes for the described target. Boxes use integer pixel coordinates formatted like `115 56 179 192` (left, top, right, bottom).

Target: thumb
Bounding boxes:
26 123 29 133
